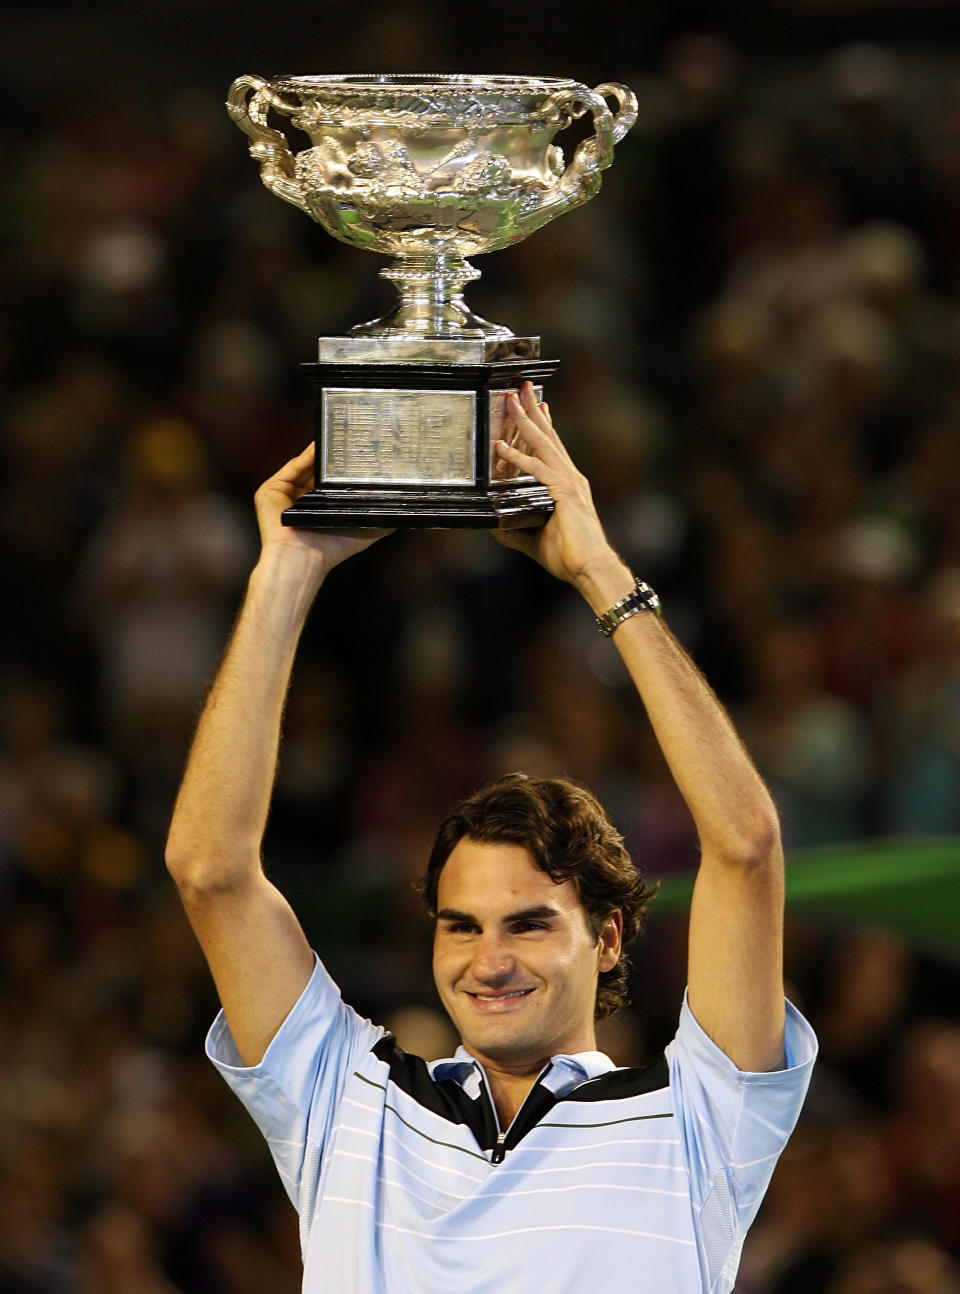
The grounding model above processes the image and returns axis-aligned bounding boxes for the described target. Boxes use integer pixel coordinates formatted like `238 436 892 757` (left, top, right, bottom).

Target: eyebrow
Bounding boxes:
436 905 561 925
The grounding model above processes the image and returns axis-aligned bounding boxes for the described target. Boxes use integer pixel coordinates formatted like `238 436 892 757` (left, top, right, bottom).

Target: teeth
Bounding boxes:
474 989 531 1000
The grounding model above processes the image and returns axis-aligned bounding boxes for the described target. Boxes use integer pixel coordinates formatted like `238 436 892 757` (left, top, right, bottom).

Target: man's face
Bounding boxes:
432 838 621 1073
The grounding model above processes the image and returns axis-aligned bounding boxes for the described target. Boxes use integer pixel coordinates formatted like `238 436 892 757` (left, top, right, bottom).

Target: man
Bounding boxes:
166 384 816 1292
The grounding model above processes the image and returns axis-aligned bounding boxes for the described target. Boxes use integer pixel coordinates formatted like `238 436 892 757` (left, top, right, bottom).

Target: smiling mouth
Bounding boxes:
466 988 535 1006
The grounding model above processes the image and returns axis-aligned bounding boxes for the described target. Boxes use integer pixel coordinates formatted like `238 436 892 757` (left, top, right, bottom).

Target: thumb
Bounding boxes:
492 528 538 557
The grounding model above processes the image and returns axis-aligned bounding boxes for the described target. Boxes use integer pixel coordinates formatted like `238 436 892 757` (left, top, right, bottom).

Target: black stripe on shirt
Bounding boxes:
365 1036 671 1156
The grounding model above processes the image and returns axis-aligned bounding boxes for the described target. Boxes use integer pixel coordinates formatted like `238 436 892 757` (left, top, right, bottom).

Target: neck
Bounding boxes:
461 1033 600 1129
464 1048 556 1129
482 1063 543 1129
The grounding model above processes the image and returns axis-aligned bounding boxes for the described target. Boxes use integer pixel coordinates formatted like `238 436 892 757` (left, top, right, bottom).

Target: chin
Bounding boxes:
462 1024 542 1060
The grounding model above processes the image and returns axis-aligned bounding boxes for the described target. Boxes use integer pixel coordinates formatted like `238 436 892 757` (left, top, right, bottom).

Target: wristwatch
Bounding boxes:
595 578 663 637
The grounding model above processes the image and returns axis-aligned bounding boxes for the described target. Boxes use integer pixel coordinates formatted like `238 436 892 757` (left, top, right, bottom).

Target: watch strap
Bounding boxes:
595 578 663 637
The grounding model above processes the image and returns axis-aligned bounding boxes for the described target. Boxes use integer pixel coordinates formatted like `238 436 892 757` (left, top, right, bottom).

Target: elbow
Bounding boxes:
165 833 258 897
164 843 208 895
164 825 199 887
712 805 783 873
742 818 783 873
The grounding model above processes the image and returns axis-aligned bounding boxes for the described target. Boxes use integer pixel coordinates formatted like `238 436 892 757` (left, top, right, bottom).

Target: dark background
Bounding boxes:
2 1 960 1290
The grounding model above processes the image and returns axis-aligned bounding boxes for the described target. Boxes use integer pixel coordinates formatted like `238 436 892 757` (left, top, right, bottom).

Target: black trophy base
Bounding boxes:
284 356 559 530
282 480 555 530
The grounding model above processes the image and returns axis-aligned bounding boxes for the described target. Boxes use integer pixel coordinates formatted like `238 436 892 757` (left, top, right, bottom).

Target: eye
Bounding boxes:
512 921 547 934
445 921 479 935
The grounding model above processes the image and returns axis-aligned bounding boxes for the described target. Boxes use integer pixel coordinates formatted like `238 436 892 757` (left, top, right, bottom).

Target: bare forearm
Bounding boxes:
495 390 784 1065
575 552 780 865
166 552 323 888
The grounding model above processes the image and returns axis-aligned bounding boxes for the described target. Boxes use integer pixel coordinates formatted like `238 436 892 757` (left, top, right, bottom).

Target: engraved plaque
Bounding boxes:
322 388 476 486
488 386 542 483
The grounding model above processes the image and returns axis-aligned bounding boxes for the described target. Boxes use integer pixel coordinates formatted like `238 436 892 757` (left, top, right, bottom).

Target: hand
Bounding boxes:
254 443 393 579
493 384 624 590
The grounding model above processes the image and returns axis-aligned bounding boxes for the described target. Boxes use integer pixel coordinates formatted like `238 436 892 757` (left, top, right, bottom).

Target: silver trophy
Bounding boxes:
227 73 637 527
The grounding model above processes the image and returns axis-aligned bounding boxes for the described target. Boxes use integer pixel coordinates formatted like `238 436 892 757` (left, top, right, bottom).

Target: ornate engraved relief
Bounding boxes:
228 74 638 336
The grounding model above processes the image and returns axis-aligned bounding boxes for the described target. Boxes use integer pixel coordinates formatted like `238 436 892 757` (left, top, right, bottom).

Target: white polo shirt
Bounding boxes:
207 955 816 1293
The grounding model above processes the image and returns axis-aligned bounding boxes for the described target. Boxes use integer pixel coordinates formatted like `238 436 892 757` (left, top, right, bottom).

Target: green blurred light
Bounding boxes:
651 837 960 959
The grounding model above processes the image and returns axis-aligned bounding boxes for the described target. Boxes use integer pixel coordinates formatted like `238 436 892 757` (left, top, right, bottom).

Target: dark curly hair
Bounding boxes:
419 773 658 1020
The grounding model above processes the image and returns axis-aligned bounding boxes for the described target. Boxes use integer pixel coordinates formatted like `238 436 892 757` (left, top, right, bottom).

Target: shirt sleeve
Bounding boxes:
665 991 817 1292
205 953 384 1212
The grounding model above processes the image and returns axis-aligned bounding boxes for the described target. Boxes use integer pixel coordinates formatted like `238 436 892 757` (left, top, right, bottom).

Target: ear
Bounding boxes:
597 910 623 973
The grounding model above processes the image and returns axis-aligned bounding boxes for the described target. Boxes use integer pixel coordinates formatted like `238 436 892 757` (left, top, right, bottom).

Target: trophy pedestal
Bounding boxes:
283 342 559 530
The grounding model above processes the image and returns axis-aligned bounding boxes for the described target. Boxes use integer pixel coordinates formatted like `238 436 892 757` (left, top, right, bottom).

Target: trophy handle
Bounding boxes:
515 81 638 237
592 82 640 146
226 75 309 213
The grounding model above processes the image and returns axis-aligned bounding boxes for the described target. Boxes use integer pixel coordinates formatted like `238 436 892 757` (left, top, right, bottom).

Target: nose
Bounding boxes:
470 930 516 985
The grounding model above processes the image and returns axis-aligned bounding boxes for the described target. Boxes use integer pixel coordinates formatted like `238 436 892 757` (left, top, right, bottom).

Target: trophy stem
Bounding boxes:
349 254 513 339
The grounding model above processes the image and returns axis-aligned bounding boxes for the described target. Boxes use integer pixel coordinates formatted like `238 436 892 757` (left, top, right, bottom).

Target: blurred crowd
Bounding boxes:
2 16 960 1293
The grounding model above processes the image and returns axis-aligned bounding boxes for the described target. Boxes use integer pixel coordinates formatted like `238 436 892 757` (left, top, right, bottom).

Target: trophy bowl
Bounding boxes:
228 73 637 337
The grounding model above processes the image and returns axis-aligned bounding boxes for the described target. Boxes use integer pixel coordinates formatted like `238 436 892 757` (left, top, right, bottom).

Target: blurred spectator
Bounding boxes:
745 620 875 846
814 928 915 1104
888 1020 960 1252
826 1236 960 1294
812 44 936 240
885 567 960 832
73 417 253 835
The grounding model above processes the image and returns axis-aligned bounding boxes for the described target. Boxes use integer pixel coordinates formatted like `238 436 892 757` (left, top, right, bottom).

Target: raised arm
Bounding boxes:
495 385 784 1072
165 445 390 1065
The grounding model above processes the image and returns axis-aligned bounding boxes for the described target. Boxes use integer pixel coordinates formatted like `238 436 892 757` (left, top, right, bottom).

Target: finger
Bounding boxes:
505 395 565 467
495 437 552 483
320 526 396 543
283 442 315 468
533 410 570 467
270 443 316 490
492 451 513 480
513 386 569 459
518 382 553 434
522 384 556 440
507 390 557 440
289 442 316 470
492 527 538 556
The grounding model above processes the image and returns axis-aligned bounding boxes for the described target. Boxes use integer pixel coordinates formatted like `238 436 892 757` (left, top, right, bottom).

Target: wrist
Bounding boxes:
595 578 662 636
573 551 636 617
250 548 327 611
